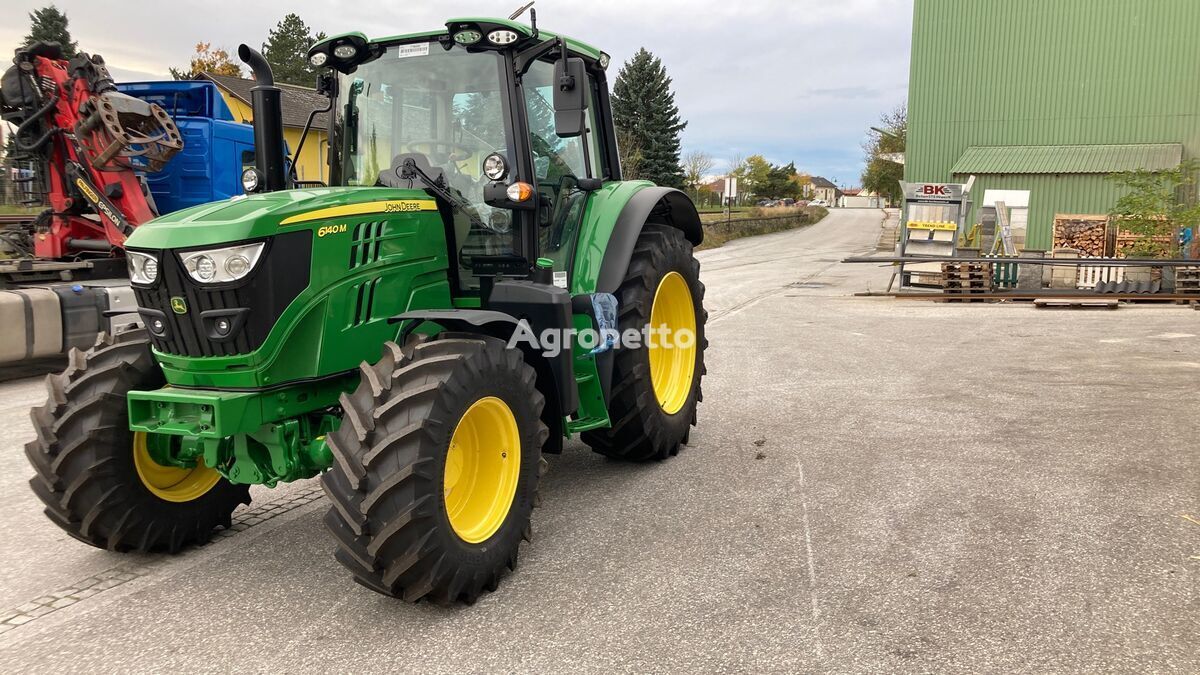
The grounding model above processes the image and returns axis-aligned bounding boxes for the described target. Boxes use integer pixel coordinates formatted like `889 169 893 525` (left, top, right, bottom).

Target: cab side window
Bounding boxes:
525 59 599 183
524 59 602 254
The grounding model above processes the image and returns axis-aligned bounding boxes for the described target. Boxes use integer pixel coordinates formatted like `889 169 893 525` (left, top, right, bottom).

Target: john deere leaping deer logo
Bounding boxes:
170 296 188 314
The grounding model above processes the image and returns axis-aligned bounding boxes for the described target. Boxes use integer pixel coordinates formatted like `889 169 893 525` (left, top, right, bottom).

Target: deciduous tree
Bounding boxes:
1108 159 1200 258
682 150 714 191
741 155 772 197
616 129 644 180
861 104 906 206
170 43 242 80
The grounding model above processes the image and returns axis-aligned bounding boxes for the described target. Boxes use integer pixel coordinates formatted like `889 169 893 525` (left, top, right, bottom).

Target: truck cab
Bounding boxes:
116 81 256 213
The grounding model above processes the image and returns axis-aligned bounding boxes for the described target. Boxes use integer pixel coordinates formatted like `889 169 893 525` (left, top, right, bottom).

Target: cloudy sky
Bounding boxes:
2 0 913 185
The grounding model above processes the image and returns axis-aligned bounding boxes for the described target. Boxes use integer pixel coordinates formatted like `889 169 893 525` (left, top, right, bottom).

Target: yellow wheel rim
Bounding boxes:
132 432 221 503
443 397 521 544
648 271 698 415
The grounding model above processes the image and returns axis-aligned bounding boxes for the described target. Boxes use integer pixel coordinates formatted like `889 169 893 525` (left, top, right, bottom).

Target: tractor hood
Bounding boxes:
126 187 438 249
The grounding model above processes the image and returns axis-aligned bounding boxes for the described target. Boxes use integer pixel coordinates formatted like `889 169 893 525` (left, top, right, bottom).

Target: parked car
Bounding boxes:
780 198 795 206
810 199 829 207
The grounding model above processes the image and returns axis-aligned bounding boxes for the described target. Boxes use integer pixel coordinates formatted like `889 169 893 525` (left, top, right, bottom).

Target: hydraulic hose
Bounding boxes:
14 91 61 152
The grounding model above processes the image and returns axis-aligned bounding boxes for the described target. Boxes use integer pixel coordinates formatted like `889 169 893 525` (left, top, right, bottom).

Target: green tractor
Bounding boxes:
25 15 706 603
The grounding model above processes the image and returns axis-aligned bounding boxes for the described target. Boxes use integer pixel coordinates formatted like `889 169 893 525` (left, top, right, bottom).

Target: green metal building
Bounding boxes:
905 0 1200 250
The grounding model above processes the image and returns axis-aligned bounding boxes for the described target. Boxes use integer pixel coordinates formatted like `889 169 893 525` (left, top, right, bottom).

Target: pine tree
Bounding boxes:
261 13 326 87
23 5 78 58
611 48 687 188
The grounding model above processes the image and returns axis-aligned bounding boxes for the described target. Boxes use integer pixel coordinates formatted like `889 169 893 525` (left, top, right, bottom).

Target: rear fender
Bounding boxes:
571 183 702 296
570 184 702 410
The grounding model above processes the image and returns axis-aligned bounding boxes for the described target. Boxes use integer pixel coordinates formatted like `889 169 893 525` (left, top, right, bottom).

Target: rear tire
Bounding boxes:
322 335 548 603
583 223 707 461
25 329 250 552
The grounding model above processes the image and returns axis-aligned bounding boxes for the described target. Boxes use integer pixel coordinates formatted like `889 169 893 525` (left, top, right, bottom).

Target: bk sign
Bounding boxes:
902 181 964 202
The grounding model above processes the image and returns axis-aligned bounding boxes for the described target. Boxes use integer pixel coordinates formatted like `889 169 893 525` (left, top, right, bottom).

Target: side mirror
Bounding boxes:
553 56 587 138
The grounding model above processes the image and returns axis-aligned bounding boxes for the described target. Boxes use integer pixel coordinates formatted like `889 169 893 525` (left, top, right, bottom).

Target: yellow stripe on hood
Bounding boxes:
279 199 437 225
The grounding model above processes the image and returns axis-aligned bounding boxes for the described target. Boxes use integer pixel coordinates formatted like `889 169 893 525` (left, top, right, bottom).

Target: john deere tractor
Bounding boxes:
25 15 706 603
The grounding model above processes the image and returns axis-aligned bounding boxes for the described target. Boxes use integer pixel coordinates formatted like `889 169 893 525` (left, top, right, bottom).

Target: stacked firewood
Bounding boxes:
1052 216 1108 256
1114 229 1174 258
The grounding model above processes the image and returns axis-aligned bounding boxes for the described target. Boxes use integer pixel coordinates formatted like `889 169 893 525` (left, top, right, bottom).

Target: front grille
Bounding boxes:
133 231 312 357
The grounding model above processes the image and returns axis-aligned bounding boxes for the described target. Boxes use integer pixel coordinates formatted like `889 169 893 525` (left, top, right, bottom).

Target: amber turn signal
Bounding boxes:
505 182 534 202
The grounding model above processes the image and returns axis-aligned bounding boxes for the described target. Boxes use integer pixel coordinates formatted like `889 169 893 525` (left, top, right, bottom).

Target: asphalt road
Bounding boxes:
0 208 1196 673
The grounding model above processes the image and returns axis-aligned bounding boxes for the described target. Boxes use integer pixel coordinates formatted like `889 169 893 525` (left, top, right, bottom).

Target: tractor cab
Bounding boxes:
312 17 619 293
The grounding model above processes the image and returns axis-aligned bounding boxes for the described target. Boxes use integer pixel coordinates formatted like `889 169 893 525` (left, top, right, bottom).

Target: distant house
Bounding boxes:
199 73 330 183
809 176 842 204
839 188 884 208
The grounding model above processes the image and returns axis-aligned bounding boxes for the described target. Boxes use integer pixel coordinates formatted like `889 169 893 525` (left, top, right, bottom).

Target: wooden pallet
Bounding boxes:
1034 298 1120 310
941 262 993 272
1176 267 1200 294
940 262 992 301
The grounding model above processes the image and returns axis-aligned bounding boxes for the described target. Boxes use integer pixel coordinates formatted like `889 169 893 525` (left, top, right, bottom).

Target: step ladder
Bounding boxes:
989 201 1016 256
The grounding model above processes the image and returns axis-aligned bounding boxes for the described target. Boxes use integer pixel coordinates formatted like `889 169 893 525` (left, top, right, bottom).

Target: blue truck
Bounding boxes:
115 80 256 213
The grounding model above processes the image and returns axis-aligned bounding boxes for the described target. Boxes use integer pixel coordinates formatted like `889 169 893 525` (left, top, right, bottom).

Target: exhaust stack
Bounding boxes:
237 44 287 192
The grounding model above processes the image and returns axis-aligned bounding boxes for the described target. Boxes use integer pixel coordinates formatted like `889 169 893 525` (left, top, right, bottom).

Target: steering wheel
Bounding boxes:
403 139 477 165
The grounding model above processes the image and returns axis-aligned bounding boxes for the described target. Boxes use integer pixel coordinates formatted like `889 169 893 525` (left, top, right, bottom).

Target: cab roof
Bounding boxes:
314 16 604 63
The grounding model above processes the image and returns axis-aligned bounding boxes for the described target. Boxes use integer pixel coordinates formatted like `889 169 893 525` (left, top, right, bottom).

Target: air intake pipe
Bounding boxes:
238 44 287 192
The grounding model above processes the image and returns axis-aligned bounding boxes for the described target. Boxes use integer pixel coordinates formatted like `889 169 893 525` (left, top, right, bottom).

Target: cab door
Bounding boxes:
521 57 607 286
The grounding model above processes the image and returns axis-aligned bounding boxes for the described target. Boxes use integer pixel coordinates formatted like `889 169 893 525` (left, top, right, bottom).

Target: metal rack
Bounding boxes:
894 178 975 289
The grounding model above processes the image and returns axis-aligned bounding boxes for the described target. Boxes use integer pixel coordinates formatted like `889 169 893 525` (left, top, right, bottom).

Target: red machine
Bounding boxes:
1 42 182 261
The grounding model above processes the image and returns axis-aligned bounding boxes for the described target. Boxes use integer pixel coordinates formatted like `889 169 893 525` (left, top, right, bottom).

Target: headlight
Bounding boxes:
333 44 357 59
241 167 262 193
180 242 265 284
487 30 519 46
309 52 328 67
193 255 217 280
454 30 482 45
482 153 508 180
127 250 159 284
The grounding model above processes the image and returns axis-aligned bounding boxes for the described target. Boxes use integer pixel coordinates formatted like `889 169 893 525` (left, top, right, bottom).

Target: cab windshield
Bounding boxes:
335 42 516 288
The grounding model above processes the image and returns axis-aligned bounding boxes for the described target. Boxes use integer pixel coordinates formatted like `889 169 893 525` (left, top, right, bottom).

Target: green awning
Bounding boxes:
951 143 1183 175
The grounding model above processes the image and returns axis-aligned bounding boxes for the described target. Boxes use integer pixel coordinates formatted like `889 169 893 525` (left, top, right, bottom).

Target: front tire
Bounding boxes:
25 329 250 552
584 223 708 461
322 335 548 603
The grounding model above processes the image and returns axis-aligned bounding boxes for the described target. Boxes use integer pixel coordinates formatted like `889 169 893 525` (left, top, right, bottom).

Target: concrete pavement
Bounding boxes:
0 208 1196 673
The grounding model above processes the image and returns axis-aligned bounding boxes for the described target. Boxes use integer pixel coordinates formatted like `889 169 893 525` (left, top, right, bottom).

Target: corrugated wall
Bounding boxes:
906 0 1200 248
963 174 1130 250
